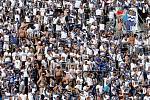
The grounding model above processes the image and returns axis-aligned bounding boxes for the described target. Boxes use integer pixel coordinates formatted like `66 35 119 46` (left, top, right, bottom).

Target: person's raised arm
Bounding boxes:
37 75 42 85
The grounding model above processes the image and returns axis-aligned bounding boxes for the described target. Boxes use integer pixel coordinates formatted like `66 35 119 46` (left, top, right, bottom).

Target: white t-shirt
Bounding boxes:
16 8 21 14
75 84 82 91
44 46 48 55
53 17 59 24
78 8 84 14
4 57 11 62
10 0 16 8
27 28 34 36
20 52 27 61
122 38 128 43
131 63 137 71
89 18 95 24
23 69 29 77
60 16 66 24
145 62 150 71
80 95 86 100
83 64 89 71
61 31 67 39
15 14 20 22
93 49 99 55
61 53 67 61
56 25 61 31
104 95 110 100
103 78 108 86
146 17 150 27
56 3 61 8
75 1 81 8
0 29 3 33
33 8 37 15
83 86 89 97
27 53 34 62
25 16 30 22
108 11 115 19
25 61 30 68
117 53 122 62
4 52 11 57
89 3 94 10
34 23 40 31
14 60 21 69
86 77 93 86
96 9 103 16
25 47 29 53
41 60 47 68
53 94 59 100
76 76 83 84
28 93 34 100
46 54 52 61
18 0 23 7
1 68 6 78
40 8 45 16
144 96 150 100
19 94 27 100
91 38 97 45
96 85 103 94
86 48 92 55
44 16 48 24
4 35 9 42
12 52 19 60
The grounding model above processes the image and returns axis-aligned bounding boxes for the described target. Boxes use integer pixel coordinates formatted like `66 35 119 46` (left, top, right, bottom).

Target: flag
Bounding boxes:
115 7 124 31
116 10 124 15
115 7 124 16
123 11 128 22
127 8 138 31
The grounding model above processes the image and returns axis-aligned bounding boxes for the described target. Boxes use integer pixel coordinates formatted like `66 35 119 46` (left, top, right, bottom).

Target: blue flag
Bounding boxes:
123 12 128 22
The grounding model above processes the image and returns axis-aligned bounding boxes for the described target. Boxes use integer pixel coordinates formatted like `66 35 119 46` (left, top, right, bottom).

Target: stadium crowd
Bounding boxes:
0 0 150 100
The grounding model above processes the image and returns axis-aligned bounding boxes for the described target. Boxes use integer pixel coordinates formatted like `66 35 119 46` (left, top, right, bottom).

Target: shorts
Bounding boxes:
55 76 62 84
37 60 41 67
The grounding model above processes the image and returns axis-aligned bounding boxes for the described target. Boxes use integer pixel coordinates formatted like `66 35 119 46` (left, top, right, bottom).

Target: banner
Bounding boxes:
126 8 138 32
115 7 139 32
115 7 124 16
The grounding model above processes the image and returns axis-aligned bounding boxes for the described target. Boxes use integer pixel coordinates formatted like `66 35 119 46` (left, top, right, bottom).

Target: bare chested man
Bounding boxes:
62 72 70 88
55 65 63 84
37 72 47 95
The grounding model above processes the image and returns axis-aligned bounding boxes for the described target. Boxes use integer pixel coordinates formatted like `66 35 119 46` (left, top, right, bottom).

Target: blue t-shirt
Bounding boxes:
123 12 128 22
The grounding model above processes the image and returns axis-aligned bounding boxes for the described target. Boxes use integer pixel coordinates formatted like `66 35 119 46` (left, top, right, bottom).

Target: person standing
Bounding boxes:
18 90 27 100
